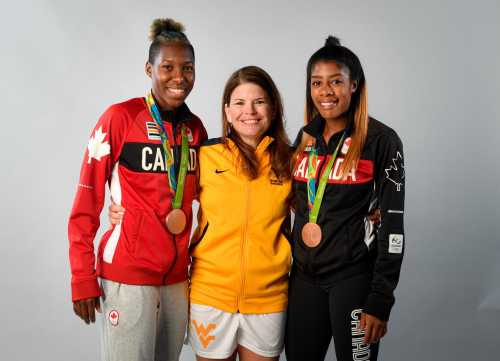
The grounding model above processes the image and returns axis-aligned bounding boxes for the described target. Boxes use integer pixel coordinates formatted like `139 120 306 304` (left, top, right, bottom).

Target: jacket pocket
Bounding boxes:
347 217 370 261
121 207 145 256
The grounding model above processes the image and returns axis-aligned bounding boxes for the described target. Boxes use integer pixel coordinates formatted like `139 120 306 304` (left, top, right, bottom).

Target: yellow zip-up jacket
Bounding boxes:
190 136 292 314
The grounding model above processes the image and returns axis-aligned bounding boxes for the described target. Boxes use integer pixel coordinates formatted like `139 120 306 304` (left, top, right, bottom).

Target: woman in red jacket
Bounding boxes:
68 18 207 361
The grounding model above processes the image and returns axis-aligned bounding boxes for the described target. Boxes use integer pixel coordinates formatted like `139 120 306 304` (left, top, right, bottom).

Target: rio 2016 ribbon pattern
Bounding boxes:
145 92 189 234
302 131 346 247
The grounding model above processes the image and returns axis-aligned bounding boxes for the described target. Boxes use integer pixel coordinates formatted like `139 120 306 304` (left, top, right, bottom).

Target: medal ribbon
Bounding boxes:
145 92 189 209
307 132 346 223
306 147 318 213
172 126 189 209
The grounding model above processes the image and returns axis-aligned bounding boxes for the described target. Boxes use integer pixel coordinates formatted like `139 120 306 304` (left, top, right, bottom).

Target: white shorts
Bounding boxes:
188 303 286 359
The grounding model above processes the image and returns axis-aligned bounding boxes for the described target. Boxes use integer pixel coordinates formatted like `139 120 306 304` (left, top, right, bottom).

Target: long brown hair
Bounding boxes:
221 66 291 180
294 36 368 178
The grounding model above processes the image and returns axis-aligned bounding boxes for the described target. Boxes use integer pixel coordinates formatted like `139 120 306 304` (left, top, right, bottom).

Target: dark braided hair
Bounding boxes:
148 18 194 63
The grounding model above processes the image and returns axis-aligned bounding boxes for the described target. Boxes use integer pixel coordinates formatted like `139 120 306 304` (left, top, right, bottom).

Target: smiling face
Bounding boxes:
145 43 194 110
310 60 357 123
224 82 273 148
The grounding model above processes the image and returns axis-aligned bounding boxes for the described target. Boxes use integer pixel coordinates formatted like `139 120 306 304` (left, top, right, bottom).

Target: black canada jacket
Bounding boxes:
291 116 405 321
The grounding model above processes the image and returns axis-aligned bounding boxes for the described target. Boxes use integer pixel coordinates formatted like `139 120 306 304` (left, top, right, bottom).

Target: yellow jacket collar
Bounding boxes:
226 136 274 155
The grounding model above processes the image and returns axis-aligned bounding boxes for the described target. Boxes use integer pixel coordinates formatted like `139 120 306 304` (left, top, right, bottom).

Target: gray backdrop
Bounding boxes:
1 0 499 360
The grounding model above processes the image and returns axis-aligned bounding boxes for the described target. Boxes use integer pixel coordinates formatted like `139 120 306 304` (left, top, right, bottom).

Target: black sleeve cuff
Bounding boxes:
364 292 395 321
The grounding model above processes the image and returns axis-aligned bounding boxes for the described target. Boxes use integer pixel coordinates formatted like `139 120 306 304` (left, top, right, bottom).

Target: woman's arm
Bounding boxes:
69 104 128 323
362 129 405 340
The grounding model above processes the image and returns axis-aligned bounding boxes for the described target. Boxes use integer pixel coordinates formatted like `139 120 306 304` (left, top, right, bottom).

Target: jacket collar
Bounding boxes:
303 115 353 139
226 135 274 155
256 135 274 155
159 102 192 125
144 94 193 125
303 115 324 137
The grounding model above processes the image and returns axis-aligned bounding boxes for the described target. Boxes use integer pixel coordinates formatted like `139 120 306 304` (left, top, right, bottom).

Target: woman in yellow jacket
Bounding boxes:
188 66 292 361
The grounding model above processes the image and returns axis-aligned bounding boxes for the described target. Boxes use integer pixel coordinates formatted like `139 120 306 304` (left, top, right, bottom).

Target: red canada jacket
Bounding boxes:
68 97 207 301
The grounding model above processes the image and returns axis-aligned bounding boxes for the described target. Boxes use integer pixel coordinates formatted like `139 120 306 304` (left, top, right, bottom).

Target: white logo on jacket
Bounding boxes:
384 151 405 191
87 126 110 163
294 156 357 182
141 147 197 172
388 234 403 254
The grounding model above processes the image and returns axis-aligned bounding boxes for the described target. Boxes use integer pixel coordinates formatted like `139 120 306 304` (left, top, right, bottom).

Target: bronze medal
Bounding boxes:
301 222 322 247
165 209 187 235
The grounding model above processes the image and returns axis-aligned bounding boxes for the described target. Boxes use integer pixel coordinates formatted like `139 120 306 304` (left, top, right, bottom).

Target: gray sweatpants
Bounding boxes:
100 279 188 361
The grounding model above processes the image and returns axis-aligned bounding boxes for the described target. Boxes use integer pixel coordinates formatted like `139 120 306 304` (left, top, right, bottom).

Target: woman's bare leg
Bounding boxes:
237 344 279 361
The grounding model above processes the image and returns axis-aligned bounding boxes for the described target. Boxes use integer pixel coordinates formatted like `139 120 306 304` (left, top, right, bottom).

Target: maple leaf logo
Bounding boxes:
108 310 119 326
87 126 110 164
384 151 405 191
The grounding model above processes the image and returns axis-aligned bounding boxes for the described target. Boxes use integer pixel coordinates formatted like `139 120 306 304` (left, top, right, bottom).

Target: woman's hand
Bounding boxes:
360 312 387 344
367 208 381 225
109 202 125 225
73 297 101 324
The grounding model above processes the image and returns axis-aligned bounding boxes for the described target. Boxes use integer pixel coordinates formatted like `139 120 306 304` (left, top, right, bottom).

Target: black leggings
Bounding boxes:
285 271 379 361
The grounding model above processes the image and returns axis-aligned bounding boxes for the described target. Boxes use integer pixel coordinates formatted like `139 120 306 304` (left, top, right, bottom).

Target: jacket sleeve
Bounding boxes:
68 105 128 302
364 130 405 321
193 119 207 201
199 122 208 144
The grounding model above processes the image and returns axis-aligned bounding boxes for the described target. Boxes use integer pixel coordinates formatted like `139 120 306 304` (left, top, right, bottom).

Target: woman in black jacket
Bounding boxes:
285 36 405 361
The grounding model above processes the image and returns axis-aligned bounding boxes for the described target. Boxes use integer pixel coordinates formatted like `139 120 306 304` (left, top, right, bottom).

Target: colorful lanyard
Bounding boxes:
306 132 346 223
145 92 189 209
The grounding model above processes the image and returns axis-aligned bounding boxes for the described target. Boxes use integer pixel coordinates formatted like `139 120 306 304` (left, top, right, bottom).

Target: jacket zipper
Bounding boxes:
238 180 251 311
315 139 328 183
162 120 180 284
162 234 178 284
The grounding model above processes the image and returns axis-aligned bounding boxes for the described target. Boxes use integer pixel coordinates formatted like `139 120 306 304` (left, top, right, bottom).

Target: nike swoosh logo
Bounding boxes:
215 169 229 174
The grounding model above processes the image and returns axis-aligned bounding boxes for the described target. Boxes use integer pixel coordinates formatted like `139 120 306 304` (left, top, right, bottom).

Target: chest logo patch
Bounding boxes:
146 121 161 140
270 178 283 185
185 126 194 143
341 137 352 155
